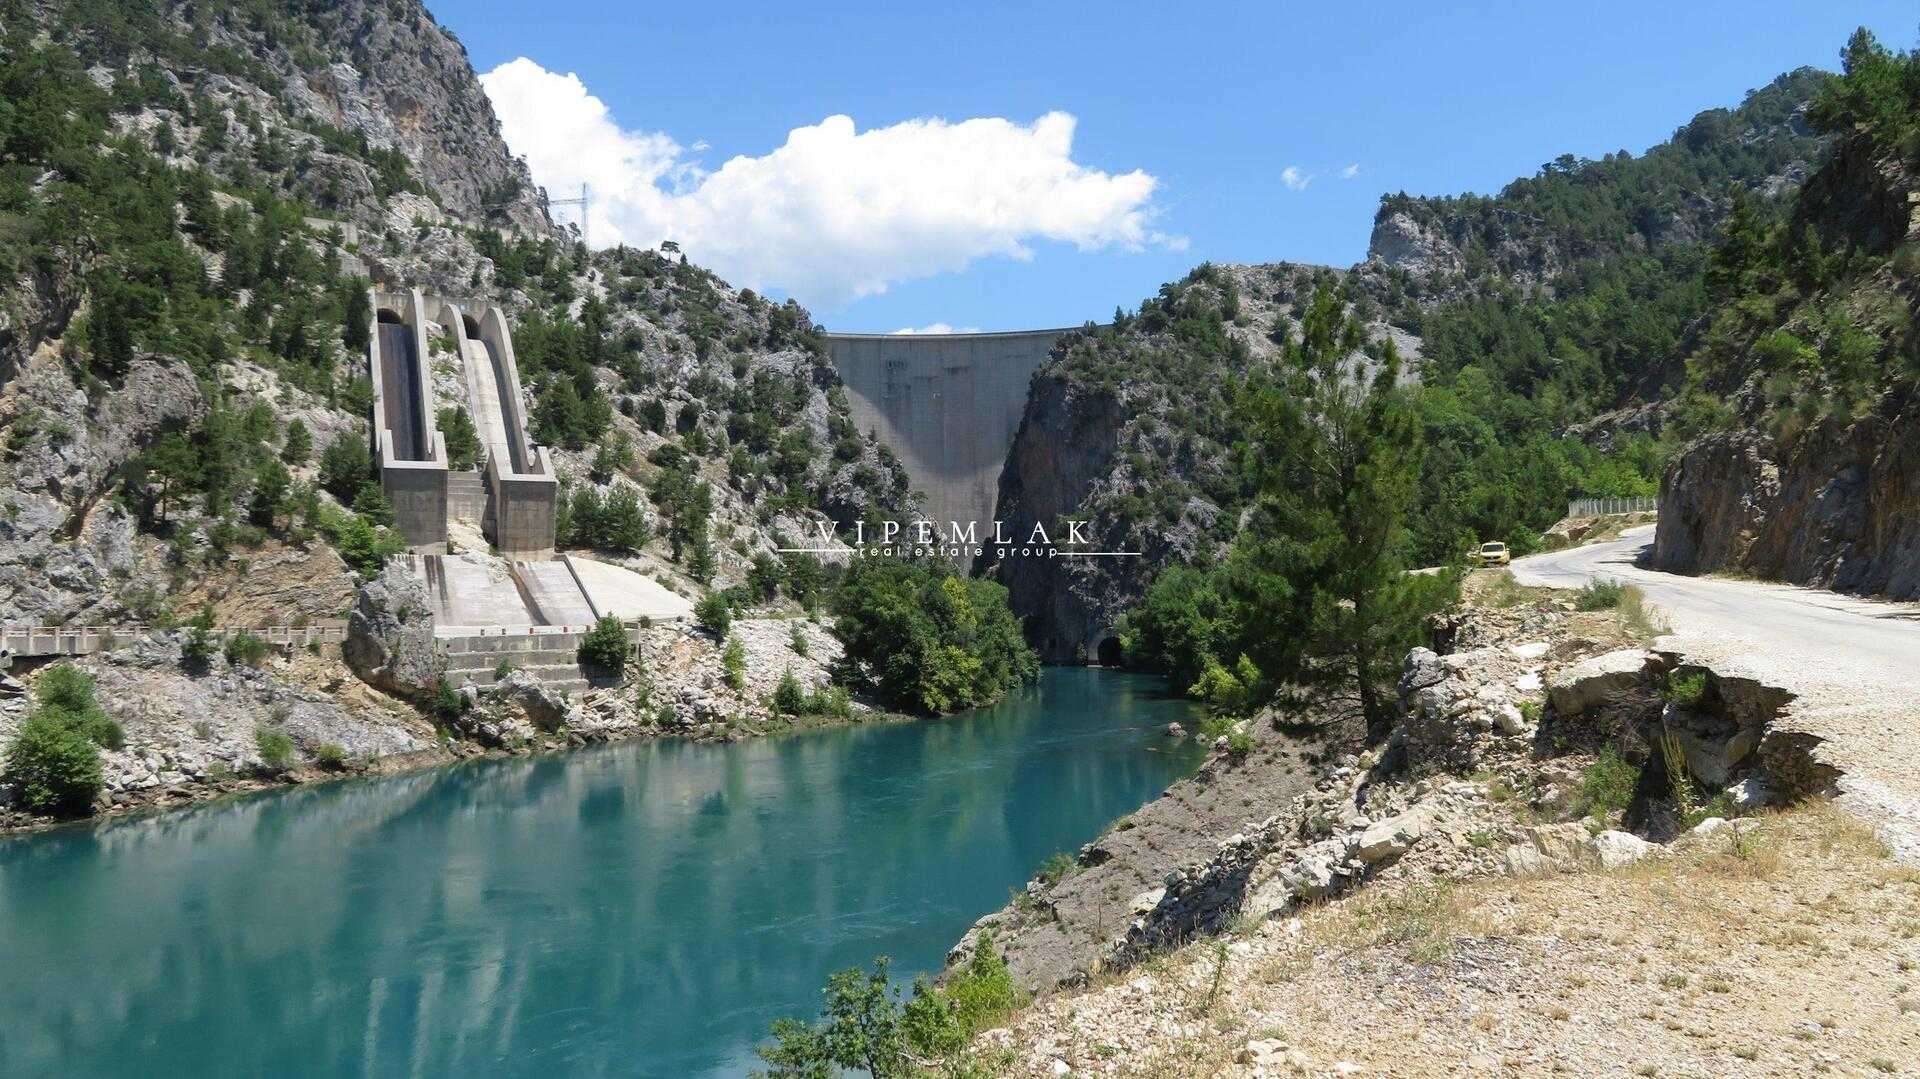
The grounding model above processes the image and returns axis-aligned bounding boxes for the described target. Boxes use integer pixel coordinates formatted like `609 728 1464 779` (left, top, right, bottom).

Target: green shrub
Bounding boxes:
36 663 96 712
1188 654 1263 716
758 936 1022 1075
5 713 104 816
1663 670 1711 707
804 684 852 718
1570 745 1640 822
182 604 218 667
694 592 732 638
772 667 807 715
31 664 123 750
1224 729 1255 758
829 558 1037 715
722 635 746 692
1036 851 1078 886
430 679 467 723
788 622 809 657
577 615 630 675
313 742 348 770
223 630 269 667
1574 578 1625 611
254 727 295 773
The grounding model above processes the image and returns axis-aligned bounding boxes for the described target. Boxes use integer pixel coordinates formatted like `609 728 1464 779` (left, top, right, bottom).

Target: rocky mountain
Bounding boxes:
0 0 906 634
1362 67 1829 303
1652 31 1920 599
0 0 910 825
987 67 1839 662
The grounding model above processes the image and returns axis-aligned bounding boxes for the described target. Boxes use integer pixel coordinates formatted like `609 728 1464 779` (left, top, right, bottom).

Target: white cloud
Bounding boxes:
1339 163 1361 179
480 58 1181 309
1280 166 1312 191
890 323 982 335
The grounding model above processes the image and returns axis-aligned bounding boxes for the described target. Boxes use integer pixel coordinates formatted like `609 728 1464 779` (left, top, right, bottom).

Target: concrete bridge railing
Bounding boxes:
2 623 349 659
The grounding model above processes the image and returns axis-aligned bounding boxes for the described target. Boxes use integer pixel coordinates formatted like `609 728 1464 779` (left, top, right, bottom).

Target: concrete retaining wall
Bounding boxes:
825 328 1078 537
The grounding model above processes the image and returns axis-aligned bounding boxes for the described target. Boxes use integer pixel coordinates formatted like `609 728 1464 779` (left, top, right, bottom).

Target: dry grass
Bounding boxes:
1617 584 1671 641
987 802 1920 1077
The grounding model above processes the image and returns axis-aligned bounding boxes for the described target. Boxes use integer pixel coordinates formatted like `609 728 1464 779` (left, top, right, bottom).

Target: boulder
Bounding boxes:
1503 843 1548 876
1726 774 1773 812
1590 830 1655 869
485 671 571 732
1547 648 1652 716
1356 809 1429 863
344 564 443 699
1524 822 1593 863
1493 702 1529 735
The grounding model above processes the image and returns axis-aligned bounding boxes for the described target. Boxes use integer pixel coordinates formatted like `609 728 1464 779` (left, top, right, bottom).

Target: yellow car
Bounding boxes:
1470 541 1511 567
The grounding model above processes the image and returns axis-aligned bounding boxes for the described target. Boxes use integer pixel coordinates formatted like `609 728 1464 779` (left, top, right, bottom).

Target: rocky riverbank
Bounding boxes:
0 602 874 835
947 573 1898 1074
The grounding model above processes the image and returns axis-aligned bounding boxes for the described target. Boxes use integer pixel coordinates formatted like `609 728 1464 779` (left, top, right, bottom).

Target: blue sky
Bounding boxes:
430 0 1916 332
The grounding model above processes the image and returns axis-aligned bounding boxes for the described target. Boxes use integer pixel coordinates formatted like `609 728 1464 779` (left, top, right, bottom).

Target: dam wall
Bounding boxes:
825 328 1078 538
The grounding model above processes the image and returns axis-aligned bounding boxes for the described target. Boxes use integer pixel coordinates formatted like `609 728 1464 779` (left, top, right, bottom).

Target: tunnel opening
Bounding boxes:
376 308 403 325
1096 636 1124 667
462 313 482 338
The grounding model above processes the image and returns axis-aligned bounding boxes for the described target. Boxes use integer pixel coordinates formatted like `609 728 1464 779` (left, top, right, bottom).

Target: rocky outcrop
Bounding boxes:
981 371 1133 661
1653 406 1920 599
344 565 443 699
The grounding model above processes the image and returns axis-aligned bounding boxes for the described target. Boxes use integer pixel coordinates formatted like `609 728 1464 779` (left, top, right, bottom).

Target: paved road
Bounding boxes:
1513 524 1920 860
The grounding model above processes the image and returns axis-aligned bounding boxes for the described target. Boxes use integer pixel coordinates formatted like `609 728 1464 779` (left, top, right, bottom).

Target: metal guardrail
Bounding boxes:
1565 496 1658 518
1 624 348 658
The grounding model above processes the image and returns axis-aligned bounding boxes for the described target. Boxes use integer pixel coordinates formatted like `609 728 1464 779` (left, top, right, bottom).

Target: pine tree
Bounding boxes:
342 282 371 355
1228 284 1458 742
281 418 311 465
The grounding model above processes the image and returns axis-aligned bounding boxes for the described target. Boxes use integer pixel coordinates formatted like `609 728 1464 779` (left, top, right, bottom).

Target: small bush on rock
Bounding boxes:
1574 578 1625 610
578 615 630 675
254 728 295 773
722 635 747 692
224 631 269 668
772 667 807 715
695 592 732 638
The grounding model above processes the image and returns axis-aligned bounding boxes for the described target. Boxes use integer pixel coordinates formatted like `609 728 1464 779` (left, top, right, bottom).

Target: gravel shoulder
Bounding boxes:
1513 524 1920 862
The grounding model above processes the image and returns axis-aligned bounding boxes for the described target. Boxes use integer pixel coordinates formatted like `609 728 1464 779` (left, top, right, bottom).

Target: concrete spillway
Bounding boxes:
824 328 1079 537
440 299 556 559
375 321 429 461
369 289 448 551
469 336 528 474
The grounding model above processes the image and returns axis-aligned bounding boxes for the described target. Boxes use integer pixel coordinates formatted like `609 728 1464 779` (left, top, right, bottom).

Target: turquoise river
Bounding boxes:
0 667 1203 1077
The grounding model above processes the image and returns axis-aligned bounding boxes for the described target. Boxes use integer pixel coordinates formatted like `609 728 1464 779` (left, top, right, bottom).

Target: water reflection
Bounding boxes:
0 668 1200 1077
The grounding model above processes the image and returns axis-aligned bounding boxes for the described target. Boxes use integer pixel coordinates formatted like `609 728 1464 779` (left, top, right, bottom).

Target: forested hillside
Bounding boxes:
989 64 1835 663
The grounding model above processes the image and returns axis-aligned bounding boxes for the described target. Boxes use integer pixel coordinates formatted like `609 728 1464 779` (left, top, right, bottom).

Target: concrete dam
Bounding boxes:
825 328 1081 538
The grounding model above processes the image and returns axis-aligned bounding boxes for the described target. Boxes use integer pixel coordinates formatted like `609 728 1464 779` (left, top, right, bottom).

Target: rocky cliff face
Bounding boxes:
1653 117 1920 600
983 262 1414 662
